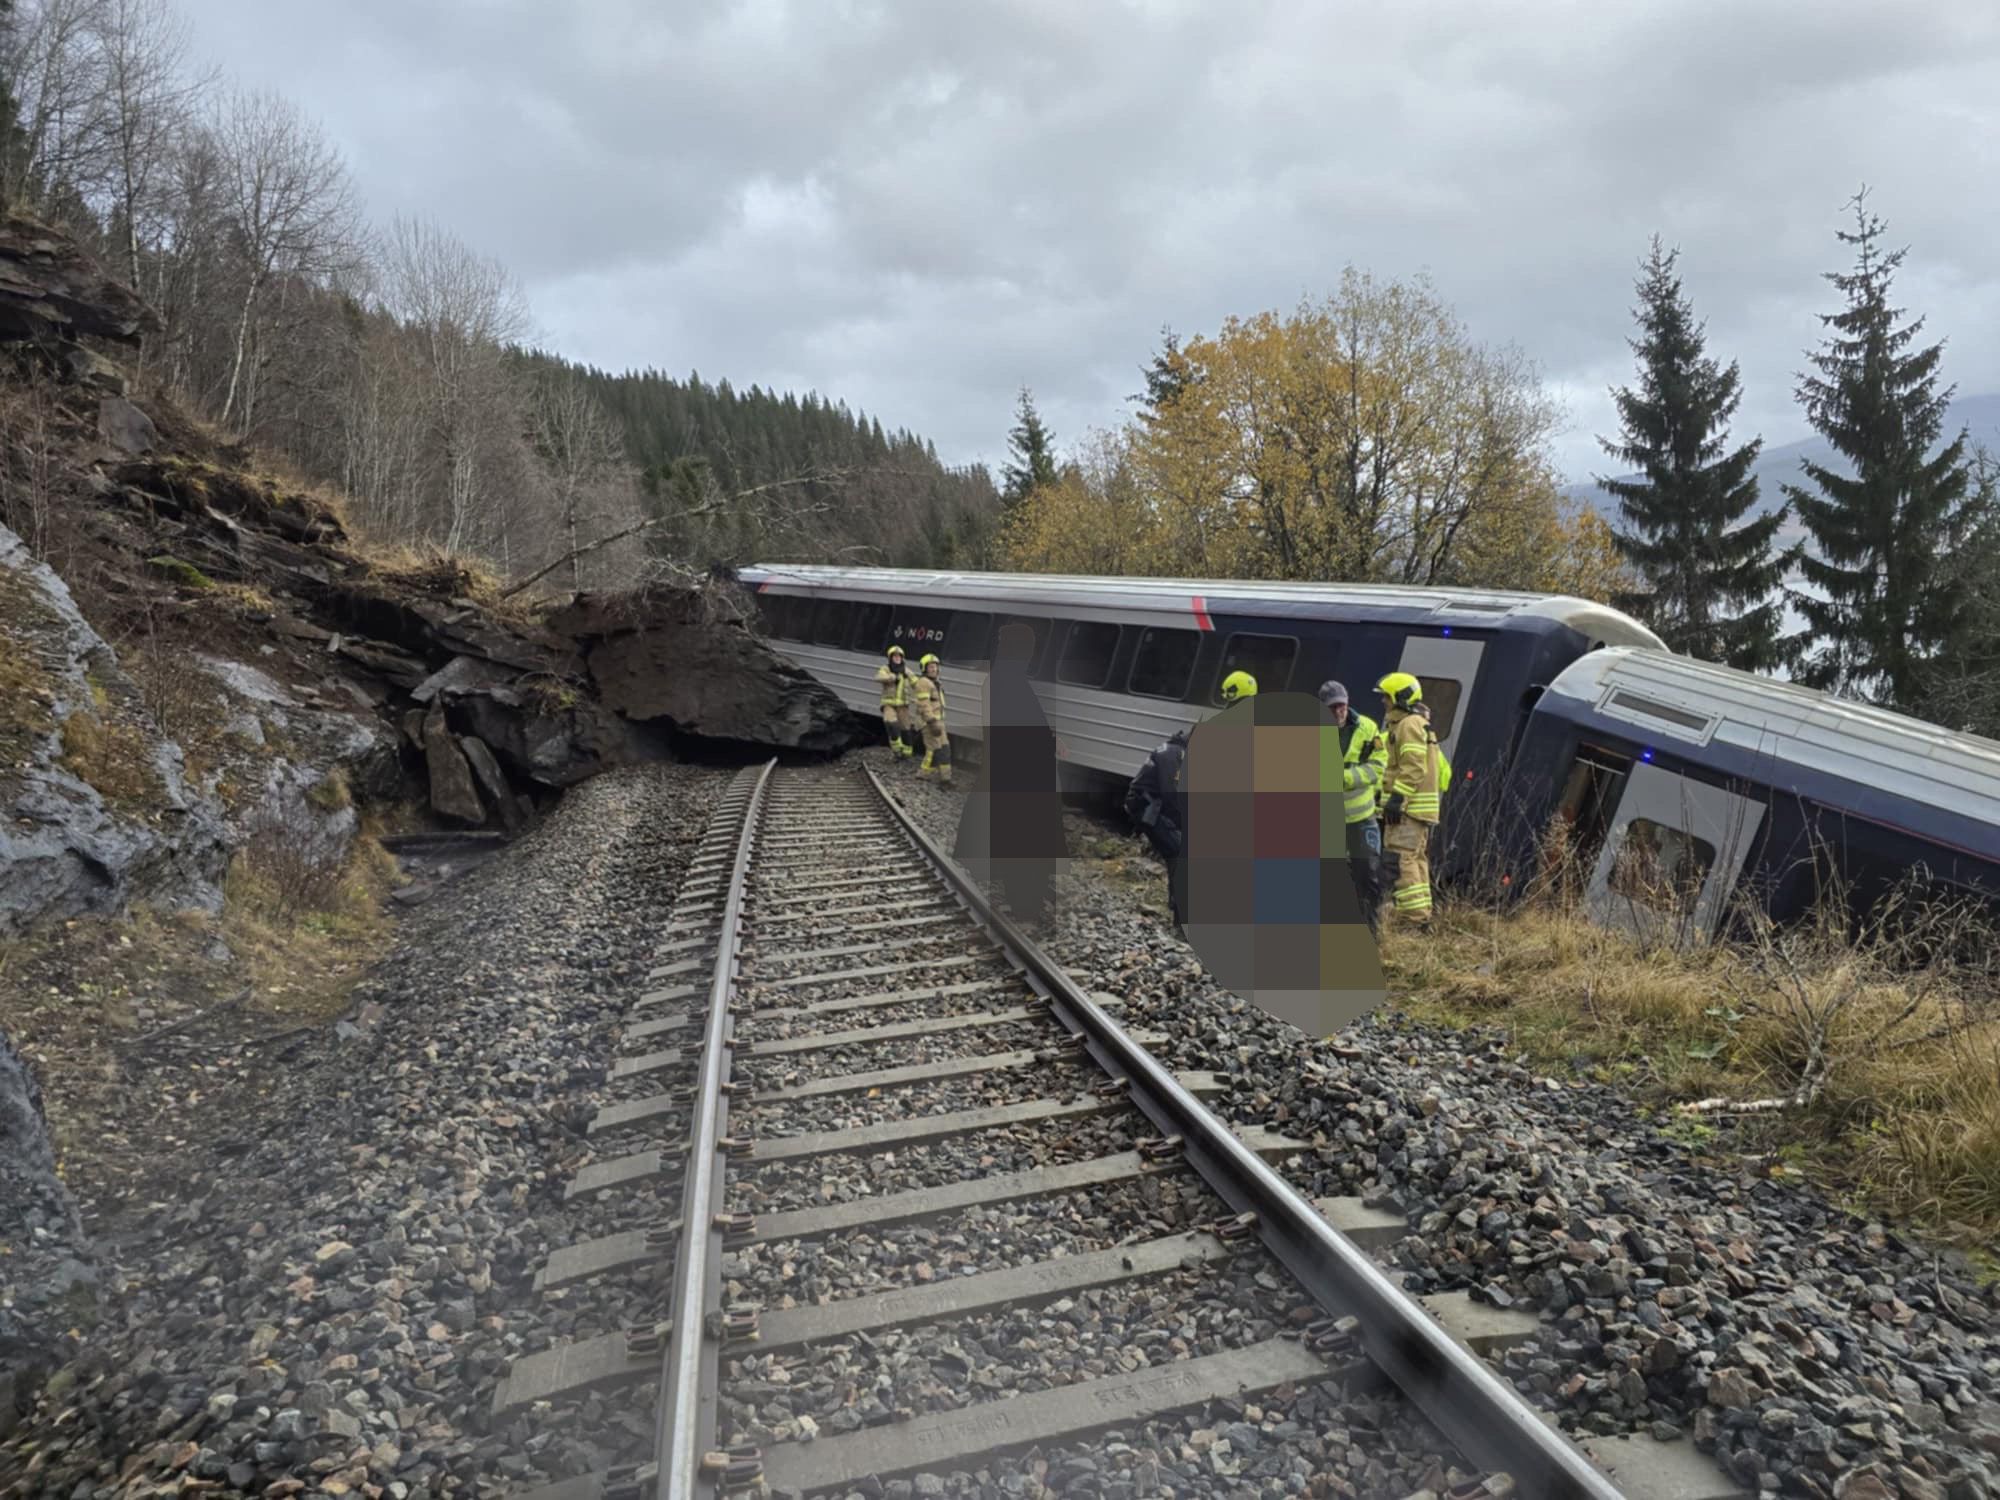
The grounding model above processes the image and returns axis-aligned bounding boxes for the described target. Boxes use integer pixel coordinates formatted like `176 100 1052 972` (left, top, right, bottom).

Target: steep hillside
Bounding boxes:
0 215 863 1435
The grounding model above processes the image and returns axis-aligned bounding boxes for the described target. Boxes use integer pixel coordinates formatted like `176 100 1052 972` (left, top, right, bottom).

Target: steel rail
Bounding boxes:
657 759 776 1500
860 763 1627 1500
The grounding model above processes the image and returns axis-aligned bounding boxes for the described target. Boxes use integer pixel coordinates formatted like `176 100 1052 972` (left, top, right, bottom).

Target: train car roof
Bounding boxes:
738 563 1666 648
1538 646 2000 836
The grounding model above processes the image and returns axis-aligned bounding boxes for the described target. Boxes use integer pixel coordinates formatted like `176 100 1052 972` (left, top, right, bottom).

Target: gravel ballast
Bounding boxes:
878 747 2000 1500
0 764 728 1499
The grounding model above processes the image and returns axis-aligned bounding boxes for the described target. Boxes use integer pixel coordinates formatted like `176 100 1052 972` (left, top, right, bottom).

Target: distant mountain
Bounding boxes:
1567 393 2000 549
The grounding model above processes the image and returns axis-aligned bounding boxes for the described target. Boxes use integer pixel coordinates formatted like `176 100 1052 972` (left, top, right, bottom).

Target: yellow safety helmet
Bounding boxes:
920 654 940 668
1219 670 1258 702
1376 671 1422 708
886 643 905 658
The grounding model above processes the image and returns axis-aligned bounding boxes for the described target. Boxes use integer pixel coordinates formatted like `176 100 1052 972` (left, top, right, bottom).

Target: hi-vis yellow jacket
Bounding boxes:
909 671 946 726
1382 706 1442 823
876 661 908 707
1337 712 1390 824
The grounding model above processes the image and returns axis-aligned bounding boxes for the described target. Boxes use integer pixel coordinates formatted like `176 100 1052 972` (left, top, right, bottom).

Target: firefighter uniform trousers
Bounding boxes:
910 673 951 780
1379 708 1441 924
875 663 913 756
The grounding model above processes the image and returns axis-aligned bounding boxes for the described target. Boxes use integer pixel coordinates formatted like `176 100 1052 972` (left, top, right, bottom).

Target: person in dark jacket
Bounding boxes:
1124 727 1191 925
953 623 1066 925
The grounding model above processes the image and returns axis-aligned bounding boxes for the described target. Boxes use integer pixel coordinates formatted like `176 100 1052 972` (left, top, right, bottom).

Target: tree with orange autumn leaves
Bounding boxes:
1002 270 1630 601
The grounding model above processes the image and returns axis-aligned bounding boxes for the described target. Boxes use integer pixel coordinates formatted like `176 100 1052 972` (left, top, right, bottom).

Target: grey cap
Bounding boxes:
1317 680 1349 707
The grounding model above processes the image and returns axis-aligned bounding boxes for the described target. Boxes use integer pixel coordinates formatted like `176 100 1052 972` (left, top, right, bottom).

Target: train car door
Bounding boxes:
1585 763 1764 944
1395 637 1484 766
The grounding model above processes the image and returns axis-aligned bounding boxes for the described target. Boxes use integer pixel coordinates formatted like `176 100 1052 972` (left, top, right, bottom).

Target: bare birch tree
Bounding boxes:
528 368 644 592
88 0 212 288
2 0 112 213
211 87 359 430
378 214 529 554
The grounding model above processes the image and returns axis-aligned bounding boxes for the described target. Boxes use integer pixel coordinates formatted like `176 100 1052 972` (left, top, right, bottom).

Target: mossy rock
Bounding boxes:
146 555 214 591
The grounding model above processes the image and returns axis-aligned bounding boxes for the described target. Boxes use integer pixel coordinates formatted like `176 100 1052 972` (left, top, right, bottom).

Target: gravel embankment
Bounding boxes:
0 764 728 1500
876 747 2000 1500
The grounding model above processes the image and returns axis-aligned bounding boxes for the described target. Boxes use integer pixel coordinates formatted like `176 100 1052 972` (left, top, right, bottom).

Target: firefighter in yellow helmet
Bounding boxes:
875 643 916 758
910 653 952 782
1374 671 1442 928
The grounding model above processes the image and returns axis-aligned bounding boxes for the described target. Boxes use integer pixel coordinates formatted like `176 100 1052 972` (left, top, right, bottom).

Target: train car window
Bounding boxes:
851 603 893 652
810 600 855 647
998 615 1052 676
1057 621 1122 687
944 611 993 665
1127 627 1200 700
1416 677 1464 739
1609 818 1715 909
771 595 814 641
1212 633 1297 703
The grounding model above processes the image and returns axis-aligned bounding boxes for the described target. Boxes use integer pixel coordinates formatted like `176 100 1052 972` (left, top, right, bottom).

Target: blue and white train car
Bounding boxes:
1502 647 2000 941
737 563 1666 879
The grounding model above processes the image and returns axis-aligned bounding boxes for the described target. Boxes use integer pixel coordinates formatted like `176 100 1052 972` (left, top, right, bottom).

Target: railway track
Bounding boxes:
497 761 1734 1500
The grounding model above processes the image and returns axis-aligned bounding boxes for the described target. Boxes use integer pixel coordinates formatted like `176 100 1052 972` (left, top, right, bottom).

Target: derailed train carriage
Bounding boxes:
1499 647 2000 941
738 563 1666 884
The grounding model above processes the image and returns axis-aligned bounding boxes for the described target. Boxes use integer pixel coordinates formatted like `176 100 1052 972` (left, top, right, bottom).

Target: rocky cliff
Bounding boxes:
0 215 862 1433
0 214 860 936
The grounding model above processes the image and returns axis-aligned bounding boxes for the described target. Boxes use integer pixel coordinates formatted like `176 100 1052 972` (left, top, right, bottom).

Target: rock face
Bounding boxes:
0 522 228 934
0 1033 92 1440
0 216 155 349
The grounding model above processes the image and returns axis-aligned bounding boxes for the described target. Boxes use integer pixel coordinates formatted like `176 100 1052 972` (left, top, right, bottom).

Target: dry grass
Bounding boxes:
219 811 401 1020
57 703 161 809
1388 889 2000 1247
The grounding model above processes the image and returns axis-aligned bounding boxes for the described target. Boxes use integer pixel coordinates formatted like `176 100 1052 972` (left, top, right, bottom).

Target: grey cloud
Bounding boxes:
182 0 2000 479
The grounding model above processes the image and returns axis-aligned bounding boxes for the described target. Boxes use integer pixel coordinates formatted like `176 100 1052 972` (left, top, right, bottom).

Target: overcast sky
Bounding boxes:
179 0 2000 483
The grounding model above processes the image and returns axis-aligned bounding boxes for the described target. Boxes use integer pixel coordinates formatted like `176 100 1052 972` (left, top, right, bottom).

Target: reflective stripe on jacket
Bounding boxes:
876 663 907 707
1340 711 1388 825
1383 707 1441 823
910 672 946 723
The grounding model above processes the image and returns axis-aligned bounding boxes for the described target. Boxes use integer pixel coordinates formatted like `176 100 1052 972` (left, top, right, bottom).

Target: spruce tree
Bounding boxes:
1784 193 1975 709
1598 240 1795 667
1001 387 1059 505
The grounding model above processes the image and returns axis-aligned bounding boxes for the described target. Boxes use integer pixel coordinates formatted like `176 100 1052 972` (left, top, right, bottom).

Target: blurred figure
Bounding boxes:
1124 671 1258 927
954 623 1065 924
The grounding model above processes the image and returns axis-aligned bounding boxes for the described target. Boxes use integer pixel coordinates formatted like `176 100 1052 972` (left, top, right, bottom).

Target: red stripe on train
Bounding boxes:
1192 595 1212 631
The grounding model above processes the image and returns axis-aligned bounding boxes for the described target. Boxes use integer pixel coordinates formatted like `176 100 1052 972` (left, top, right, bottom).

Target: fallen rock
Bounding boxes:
457 734 520 832
96 395 158 455
554 585 856 751
422 706 484 824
